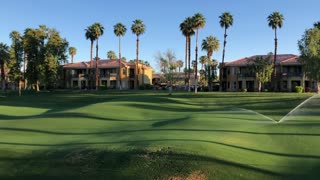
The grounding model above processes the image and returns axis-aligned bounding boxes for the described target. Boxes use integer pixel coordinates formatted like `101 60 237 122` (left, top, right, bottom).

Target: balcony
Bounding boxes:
100 73 118 80
237 73 255 79
72 74 87 78
281 72 303 78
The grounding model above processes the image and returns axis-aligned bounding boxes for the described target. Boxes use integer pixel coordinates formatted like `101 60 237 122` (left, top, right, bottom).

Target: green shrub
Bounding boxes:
295 86 303 93
241 88 247 92
264 89 268 92
99 85 108 90
139 84 153 90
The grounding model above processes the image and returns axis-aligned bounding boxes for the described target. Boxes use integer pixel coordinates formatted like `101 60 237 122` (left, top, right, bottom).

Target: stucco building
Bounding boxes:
62 59 152 89
221 54 318 92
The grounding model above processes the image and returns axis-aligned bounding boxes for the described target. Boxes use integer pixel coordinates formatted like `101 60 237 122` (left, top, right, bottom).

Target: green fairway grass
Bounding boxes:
0 91 319 179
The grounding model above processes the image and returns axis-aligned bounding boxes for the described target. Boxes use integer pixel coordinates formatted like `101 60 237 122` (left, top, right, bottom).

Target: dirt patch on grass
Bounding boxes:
169 170 207 180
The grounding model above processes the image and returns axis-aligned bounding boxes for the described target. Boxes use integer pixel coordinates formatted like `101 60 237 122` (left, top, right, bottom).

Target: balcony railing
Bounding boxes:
72 74 87 78
237 73 255 79
281 72 303 77
100 73 118 78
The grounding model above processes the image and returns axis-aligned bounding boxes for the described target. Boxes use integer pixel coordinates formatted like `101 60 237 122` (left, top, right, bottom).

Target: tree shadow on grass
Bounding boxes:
1 125 320 136
152 116 191 127
0 144 319 179
0 138 319 159
0 147 286 180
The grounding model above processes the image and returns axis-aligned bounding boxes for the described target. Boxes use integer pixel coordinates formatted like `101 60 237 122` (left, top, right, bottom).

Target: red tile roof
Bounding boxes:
153 72 196 79
225 54 300 66
63 59 152 69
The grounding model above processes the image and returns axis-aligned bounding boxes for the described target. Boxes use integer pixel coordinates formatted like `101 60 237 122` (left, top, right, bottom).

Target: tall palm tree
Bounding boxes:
0 43 9 94
267 11 284 91
91 23 104 90
68 47 77 63
131 19 145 89
85 25 96 88
85 26 96 68
114 22 127 90
180 17 195 90
176 60 183 73
219 12 233 91
202 35 220 91
107 50 117 59
199 56 207 70
192 13 206 93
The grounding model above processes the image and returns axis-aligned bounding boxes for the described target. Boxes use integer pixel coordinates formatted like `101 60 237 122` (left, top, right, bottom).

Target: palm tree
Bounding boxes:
176 60 183 73
114 22 127 90
160 58 168 73
192 13 206 93
202 36 220 91
85 26 96 68
267 11 284 91
219 12 233 91
107 50 117 59
91 23 104 90
0 43 9 94
131 19 145 89
68 47 77 63
199 56 207 70
180 18 195 90
85 25 96 88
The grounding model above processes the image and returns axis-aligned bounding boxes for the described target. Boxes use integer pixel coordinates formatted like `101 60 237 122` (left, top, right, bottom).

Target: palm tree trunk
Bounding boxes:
95 38 99 90
188 36 191 92
90 41 93 68
184 36 188 88
195 30 199 93
135 36 139 89
90 40 94 89
273 28 278 92
23 52 26 89
220 27 227 92
208 55 212 91
119 36 122 90
71 54 74 64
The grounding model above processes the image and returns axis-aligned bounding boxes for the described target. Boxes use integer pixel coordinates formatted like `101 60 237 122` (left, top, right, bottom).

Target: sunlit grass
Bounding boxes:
0 91 318 179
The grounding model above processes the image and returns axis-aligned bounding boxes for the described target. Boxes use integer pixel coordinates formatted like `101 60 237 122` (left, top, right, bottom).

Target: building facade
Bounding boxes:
221 54 318 92
62 59 152 89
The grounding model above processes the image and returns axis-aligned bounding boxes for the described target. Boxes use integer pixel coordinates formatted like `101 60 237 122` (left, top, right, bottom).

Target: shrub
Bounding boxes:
264 89 268 92
241 88 247 92
305 87 311 92
295 86 303 93
139 84 153 90
99 85 108 90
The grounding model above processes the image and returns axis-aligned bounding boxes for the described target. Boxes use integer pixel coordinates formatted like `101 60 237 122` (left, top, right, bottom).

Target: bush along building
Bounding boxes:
62 59 152 90
220 54 319 92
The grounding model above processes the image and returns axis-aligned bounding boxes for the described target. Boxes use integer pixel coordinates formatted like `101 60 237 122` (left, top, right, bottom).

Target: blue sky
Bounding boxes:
1 0 319 72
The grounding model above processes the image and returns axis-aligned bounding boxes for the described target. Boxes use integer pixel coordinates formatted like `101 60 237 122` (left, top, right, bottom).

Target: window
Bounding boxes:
233 82 237 90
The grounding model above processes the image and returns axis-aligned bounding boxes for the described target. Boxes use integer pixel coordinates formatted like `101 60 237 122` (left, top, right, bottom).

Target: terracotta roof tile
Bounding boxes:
63 59 152 69
225 54 300 66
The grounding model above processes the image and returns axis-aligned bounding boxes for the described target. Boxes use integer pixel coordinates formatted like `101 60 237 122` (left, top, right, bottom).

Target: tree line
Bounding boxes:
1 12 320 94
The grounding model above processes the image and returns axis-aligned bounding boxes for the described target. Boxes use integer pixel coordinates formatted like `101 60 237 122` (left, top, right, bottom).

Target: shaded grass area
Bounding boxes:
0 91 319 179
0 148 284 180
